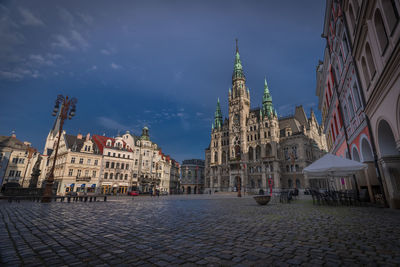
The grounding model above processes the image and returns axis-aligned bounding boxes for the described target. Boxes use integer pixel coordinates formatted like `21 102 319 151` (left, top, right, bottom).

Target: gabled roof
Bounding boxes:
92 134 133 154
0 136 29 150
65 134 86 152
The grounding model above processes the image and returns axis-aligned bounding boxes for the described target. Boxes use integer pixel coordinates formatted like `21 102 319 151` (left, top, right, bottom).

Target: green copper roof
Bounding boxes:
214 98 223 129
232 39 245 81
262 77 275 118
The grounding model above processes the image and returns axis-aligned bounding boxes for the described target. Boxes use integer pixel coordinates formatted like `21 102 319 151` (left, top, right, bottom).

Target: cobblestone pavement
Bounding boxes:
1 195 400 266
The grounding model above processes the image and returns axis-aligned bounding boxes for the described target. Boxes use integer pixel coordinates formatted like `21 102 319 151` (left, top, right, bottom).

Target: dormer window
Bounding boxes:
106 140 111 147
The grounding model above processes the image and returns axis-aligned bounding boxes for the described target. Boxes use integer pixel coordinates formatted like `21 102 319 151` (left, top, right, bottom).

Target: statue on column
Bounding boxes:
29 155 42 188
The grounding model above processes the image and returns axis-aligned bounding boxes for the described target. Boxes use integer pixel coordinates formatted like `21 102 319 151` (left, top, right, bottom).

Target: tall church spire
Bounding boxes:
214 98 223 129
262 77 275 118
232 38 245 81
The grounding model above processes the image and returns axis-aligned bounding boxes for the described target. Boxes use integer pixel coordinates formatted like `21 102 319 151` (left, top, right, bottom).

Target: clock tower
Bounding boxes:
229 39 250 160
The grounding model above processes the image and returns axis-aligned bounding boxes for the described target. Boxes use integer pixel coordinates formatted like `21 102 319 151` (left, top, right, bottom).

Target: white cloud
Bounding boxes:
101 49 111 55
111 63 122 69
90 65 97 70
97 117 131 130
52 34 75 50
19 7 44 26
29 54 53 66
196 112 203 116
0 71 23 80
58 7 75 27
78 13 93 25
71 30 89 49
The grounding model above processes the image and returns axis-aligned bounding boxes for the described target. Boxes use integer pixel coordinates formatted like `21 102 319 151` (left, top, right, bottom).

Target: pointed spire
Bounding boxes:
262 77 274 118
214 98 223 130
232 39 245 81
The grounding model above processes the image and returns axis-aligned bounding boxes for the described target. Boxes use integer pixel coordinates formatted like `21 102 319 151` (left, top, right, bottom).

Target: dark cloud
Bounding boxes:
0 0 326 162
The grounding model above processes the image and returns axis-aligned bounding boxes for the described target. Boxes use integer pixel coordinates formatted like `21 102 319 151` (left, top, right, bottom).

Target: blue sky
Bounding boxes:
0 0 326 162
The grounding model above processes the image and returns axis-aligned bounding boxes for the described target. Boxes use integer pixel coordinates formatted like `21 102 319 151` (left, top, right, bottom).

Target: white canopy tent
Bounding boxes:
303 153 368 190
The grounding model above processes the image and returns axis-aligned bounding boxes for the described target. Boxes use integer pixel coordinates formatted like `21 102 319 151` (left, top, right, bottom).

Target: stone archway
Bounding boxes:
378 119 399 156
352 146 361 162
360 137 374 162
187 186 191 194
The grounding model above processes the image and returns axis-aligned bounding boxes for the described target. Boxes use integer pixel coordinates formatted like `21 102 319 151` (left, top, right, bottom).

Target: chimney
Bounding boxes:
86 133 90 141
77 133 83 139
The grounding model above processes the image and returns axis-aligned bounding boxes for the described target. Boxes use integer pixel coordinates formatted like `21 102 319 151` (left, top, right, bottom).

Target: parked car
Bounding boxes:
128 191 139 196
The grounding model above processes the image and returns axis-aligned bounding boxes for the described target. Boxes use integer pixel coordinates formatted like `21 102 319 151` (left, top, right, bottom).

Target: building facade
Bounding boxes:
343 0 400 208
205 42 327 194
181 159 205 194
92 134 134 195
0 133 40 188
317 0 400 208
316 0 383 203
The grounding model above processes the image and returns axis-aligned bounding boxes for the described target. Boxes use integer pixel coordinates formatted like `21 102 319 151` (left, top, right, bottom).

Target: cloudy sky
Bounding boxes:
0 0 326 162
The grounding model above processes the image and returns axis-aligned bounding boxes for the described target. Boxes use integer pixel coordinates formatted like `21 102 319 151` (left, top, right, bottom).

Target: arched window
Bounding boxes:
348 95 355 118
265 143 272 157
361 57 370 87
352 83 361 110
255 146 261 160
248 147 254 161
106 140 111 146
382 0 399 34
222 151 227 164
365 43 376 78
214 152 218 163
348 4 356 30
104 173 108 179
374 9 389 53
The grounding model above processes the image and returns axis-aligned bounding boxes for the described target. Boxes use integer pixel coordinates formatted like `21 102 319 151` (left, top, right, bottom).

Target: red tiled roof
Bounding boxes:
92 134 133 154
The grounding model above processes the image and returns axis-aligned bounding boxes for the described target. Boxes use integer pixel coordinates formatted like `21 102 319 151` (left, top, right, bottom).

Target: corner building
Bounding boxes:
205 42 327 193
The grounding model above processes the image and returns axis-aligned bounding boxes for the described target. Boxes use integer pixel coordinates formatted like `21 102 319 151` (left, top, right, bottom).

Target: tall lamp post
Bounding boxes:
42 95 77 203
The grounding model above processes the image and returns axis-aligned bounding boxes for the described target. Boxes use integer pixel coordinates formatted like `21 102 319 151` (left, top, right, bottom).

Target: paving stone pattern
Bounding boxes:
1 195 400 266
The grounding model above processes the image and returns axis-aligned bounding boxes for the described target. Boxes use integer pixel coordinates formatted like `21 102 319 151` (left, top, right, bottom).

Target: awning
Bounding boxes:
70 183 75 187
303 153 368 178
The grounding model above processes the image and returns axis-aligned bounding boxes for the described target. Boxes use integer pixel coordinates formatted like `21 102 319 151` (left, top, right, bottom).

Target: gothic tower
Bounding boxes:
229 39 250 160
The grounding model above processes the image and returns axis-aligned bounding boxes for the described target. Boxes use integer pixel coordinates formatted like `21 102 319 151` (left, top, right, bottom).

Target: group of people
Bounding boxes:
148 188 160 197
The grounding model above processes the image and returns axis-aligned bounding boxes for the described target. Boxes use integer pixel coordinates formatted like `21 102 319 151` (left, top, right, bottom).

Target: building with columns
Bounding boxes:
205 41 327 194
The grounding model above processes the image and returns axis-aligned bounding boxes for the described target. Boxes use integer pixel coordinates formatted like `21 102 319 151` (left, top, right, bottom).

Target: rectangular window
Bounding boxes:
68 169 73 176
116 163 120 169
111 162 115 168
18 158 24 164
106 161 110 168
121 163 125 169
79 158 84 164
12 157 18 164
108 152 111 156
113 153 116 157
77 170 81 177
118 153 120 158
15 171 21 177
126 164 129 170
135 159 138 166
87 159 91 165
85 170 89 176
110 173 113 179
348 96 355 118
94 160 98 166
104 173 108 179
93 171 96 177
71 157 75 163
9 170 15 177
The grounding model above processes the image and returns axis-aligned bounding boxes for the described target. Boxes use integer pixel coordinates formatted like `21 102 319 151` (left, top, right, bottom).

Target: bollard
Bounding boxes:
94 197 97 202
104 196 107 202
84 196 88 202
89 197 92 202
68 196 71 203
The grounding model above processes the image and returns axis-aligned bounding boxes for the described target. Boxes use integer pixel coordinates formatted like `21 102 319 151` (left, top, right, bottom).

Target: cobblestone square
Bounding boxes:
1 195 400 266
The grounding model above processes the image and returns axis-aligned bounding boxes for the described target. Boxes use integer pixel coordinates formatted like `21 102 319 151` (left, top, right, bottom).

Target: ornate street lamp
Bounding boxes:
42 95 77 203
